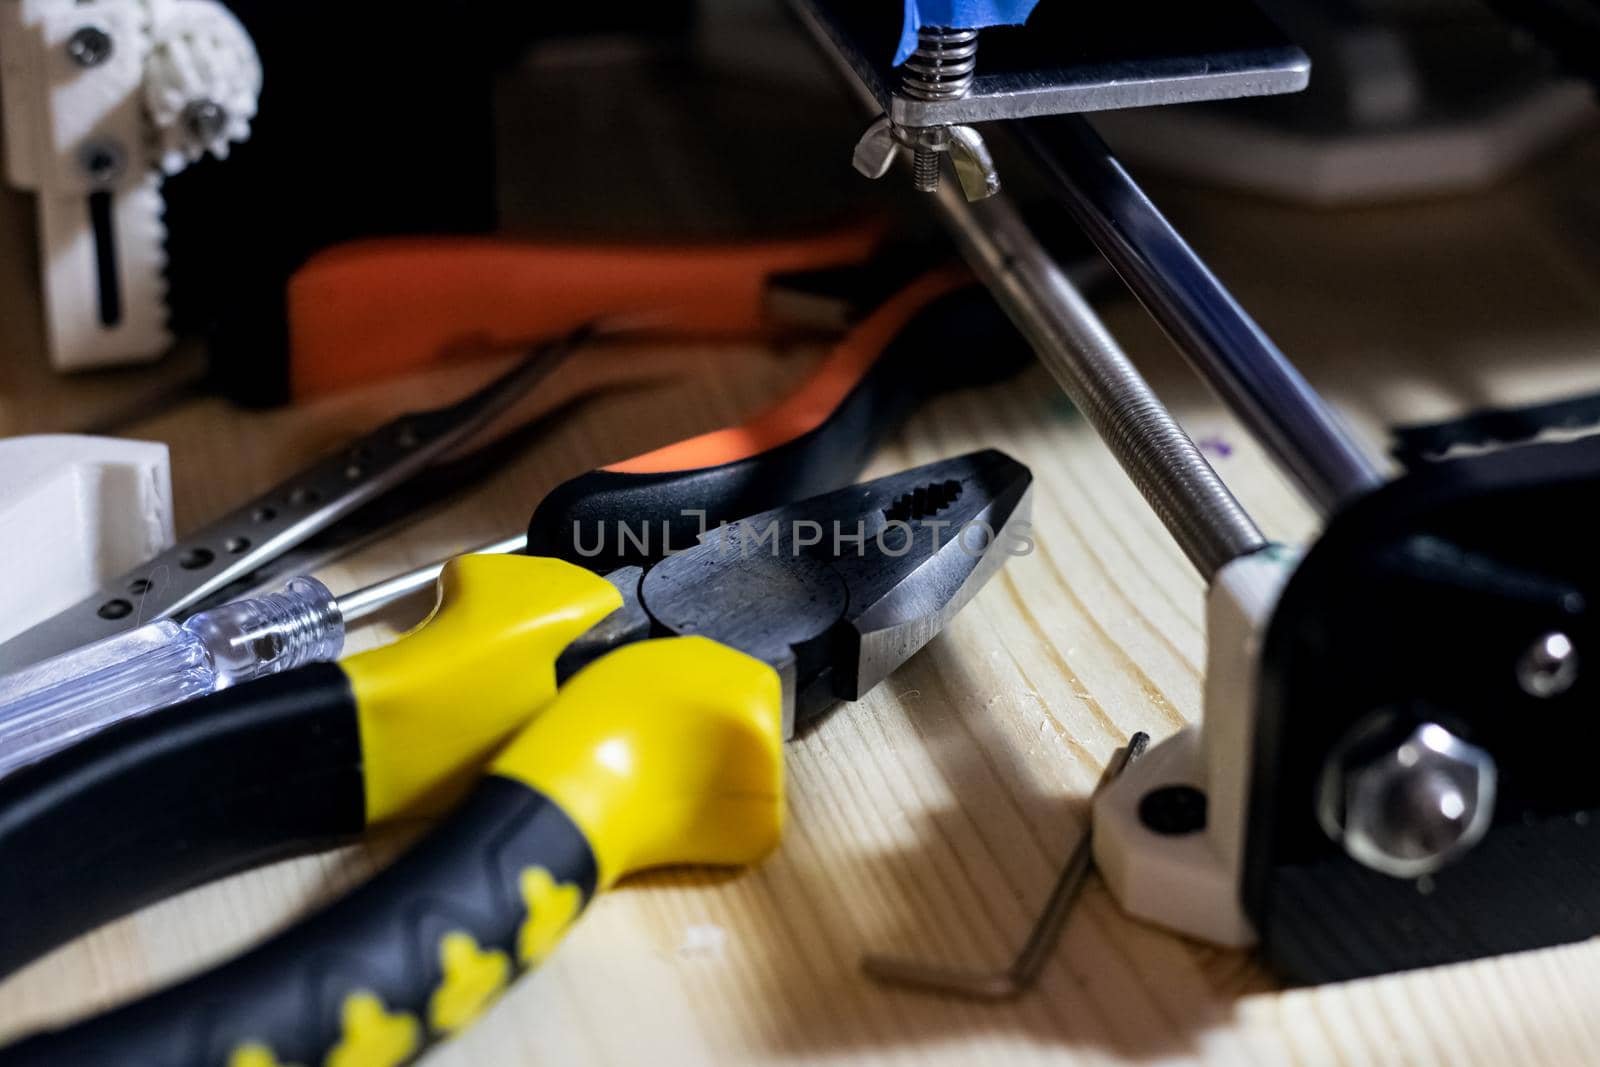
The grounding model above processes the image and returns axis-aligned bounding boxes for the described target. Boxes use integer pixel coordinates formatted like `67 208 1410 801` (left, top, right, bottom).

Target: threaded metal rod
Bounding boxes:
932 184 1267 580
1015 117 1384 516
794 3 1264 577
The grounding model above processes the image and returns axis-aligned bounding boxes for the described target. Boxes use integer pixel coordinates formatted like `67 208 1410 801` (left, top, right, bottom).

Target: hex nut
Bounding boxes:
1320 720 1497 880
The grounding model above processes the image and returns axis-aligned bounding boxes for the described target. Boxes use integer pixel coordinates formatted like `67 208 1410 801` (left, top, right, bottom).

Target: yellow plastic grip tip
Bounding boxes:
344 554 623 823
491 636 786 888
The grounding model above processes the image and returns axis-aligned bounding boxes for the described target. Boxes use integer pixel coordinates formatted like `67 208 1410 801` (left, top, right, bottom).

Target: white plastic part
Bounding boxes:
1092 547 1297 947
0 434 175 645
0 0 261 371
144 0 260 172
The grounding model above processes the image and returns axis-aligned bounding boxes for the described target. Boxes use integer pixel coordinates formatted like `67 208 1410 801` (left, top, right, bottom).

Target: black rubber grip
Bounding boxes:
0 777 598 1067
526 284 1029 570
0 662 364 980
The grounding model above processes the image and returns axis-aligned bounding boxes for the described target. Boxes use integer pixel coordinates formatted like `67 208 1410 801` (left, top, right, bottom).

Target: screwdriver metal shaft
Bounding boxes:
336 534 527 624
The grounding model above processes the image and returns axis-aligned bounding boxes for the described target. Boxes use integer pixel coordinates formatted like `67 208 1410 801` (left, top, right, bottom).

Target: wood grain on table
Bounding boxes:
8 134 1600 1066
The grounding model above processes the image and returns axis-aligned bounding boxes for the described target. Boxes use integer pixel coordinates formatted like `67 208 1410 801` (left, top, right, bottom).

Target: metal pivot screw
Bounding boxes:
182 99 230 145
1518 631 1578 698
66 26 114 68
851 27 1001 202
1318 719 1497 880
79 139 127 186
862 733 1149 1000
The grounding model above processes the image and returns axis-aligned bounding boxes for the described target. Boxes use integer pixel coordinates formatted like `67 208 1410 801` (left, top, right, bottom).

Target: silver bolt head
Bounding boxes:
66 26 114 68
79 139 126 186
1518 631 1578 698
182 99 230 145
1337 722 1497 879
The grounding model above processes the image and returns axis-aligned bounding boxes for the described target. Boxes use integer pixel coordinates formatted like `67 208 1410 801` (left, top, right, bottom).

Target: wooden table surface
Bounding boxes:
7 124 1600 1066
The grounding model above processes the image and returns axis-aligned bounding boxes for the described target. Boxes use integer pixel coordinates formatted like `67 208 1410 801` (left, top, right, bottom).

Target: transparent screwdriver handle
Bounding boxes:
0 577 344 780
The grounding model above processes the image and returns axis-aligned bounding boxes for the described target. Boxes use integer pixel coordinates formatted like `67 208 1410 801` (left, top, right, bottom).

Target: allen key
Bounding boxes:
862 732 1150 1000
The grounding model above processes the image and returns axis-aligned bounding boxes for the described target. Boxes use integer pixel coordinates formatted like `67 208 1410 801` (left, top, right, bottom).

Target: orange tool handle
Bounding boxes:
606 268 968 475
286 226 885 398
524 267 1033 572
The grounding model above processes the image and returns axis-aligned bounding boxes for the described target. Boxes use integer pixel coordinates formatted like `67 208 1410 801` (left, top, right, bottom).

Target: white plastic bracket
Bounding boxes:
0 435 175 646
1092 547 1298 947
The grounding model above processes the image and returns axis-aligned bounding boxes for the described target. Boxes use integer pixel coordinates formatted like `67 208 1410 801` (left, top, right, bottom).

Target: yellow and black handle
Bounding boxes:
0 638 784 1067
0 555 623 980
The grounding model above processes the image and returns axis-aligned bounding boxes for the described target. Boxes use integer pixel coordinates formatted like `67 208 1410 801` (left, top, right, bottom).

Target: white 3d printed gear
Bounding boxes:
143 0 259 173
0 0 261 371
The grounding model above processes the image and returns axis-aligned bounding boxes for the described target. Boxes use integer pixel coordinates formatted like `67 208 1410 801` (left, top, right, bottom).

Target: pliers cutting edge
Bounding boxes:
0 449 1034 1066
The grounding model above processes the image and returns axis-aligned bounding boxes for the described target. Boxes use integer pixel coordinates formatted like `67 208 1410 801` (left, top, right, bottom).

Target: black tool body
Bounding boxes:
0 777 596 1067
1247 436 1600 983
526 284 1030 571
0 666 364 978
0 281 1027 990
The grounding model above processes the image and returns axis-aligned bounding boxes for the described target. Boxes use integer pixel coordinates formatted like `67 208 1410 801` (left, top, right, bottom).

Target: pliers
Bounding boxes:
0 449 1035 1066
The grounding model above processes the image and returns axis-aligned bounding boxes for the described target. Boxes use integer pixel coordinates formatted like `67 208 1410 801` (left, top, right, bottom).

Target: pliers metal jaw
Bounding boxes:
561 448 1034 737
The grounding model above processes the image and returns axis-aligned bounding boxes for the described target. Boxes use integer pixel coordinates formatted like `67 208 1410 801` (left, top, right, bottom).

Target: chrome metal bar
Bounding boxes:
932 182 1267 580
335 534 528 625
1014 116 1385 516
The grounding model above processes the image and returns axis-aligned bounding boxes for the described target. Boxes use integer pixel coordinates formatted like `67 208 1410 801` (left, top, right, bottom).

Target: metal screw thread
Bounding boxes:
66 26 114 68
902 27 978 101
933 189 1266 579
900 26 978 194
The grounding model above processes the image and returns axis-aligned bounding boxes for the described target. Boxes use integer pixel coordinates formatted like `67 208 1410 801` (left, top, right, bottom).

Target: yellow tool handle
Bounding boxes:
345 552 623 821
0 638 785 1067
0 554 623 985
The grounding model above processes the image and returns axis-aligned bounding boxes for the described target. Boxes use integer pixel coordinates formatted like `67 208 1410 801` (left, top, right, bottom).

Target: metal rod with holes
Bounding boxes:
0 331 590 673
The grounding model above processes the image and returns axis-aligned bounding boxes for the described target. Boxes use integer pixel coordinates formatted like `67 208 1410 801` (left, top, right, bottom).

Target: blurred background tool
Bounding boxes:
284 227 882 399
0 276 1031 774
0 451 1033 1067
805 0 1309 201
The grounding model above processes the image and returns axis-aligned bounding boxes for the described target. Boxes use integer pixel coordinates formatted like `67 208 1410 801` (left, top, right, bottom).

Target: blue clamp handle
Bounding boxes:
896 0 1041 63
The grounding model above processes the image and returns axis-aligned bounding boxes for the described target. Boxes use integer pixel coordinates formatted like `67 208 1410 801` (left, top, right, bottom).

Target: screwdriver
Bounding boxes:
0 542 511 781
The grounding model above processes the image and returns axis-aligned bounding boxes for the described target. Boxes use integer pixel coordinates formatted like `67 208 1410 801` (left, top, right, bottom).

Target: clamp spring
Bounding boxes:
901 27 979 101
